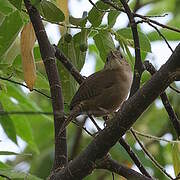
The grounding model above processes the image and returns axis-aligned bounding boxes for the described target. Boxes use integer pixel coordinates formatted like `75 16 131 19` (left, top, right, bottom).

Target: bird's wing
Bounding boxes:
70 69 118 109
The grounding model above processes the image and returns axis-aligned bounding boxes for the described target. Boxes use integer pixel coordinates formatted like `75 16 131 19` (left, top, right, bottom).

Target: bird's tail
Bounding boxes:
58 106 81 135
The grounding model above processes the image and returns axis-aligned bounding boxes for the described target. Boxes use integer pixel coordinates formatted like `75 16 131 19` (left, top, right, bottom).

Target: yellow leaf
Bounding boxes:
20 22 36 91
172 143 180 177
56 0 69 35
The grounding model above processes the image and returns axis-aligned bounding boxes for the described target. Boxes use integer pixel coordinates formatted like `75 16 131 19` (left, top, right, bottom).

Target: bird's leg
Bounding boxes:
103 116 109 127
98 107 110 115
97 107 112 127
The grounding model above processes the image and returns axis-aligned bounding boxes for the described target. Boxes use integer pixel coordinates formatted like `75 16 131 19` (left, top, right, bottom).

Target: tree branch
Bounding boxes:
101 0 180 33
53 41 180 179
70 116 87 159
53 45 84 84
0 76 51 99
130 128 174 179
120 0 144 96
119 138 152 178
96 157 153 180
23 0 67 171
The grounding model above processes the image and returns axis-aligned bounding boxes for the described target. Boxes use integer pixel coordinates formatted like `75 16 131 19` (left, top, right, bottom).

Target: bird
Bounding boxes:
59 50 133 134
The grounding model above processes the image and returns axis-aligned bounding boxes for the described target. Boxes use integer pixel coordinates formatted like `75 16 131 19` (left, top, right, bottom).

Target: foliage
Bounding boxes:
0 0 180 179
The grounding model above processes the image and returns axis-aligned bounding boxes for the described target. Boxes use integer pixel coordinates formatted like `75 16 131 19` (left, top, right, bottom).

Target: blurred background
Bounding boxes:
0 0 180 179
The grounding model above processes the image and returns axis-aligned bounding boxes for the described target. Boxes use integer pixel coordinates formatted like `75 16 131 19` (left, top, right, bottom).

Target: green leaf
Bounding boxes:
172 143 180 176
8 0 22 10
88 1 109 27
0 82 53 153
0 151 31 156
34 72 49 89
89 44 104 71
0 0 14 15
0 169 42 180
147 0 175 16
0 10 23 58
0 103 17 144
0 161 11 169
57 36 77 103
0 93 39 154
57 30 88 103
123 42 134 67
1 37 20 64
40 0 65 22
93 30 115 62
115 28 151 53
73 29 88 71
108 10 120 28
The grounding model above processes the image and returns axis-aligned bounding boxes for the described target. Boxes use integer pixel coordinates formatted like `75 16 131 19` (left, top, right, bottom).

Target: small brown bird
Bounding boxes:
60 50 133 133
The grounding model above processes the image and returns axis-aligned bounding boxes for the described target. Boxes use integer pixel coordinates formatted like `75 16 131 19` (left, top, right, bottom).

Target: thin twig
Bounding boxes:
119 138 152 178
130 128 174 180
54 45 84 84
88 0 110 12
130 129 180 144
72 120 94 137
89 115 102 131
112 172 115 180
70 116 87 159
144 13 168 18
120 0 144 96
169 85 180 93
101 0 180 33
144 61 180 139
134 13 180 33
137 20 174 53
0 174 11 180
0 76 51 99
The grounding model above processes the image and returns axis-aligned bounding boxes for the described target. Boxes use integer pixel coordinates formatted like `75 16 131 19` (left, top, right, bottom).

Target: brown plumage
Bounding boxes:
59 50 133 133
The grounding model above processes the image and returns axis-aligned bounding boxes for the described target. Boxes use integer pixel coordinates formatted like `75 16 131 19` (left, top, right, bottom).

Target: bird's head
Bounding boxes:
104 50 125 70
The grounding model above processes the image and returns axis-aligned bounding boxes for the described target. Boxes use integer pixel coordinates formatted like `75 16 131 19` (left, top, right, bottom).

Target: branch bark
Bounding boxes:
24 0 67 171
97 157 152 180
53 40 180 179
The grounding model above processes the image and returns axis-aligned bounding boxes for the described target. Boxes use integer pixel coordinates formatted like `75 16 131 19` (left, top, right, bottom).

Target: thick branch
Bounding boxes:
24 0 67 170
97 157 152 180
53 42 180 179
